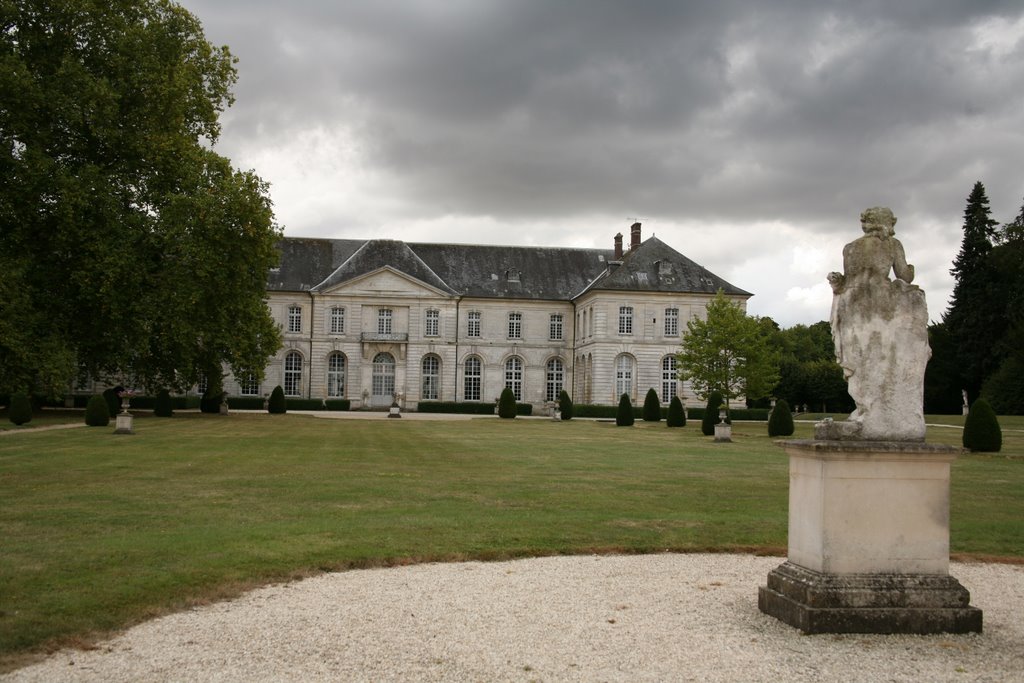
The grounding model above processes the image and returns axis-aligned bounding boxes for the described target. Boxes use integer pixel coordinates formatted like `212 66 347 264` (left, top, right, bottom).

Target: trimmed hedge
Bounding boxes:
325 399 351 411
71 394 201 410
558 390 573 420
286 398 325 411
642 388 661 422
498 388 518 419
226 396 265 410
616 393 634 427
963 398 1002 452
418 401 496 415
268 386 287 414
667 396 686 427
768 399 795 437
154 389 173 417
8 392 32 425
85 395 110 427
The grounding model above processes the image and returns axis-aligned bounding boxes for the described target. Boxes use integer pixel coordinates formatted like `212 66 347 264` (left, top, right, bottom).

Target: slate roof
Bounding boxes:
583 237 751 297
267 236 750 300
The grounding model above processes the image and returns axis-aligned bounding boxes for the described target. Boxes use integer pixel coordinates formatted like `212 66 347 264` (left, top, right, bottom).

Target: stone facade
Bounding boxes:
222 225 751 410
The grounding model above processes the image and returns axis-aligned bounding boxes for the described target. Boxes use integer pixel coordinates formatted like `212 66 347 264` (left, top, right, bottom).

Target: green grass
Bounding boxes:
0 409 87 431
1 413 1022 666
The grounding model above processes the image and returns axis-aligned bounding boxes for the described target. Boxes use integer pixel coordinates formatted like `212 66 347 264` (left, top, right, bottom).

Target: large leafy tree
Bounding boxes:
0 0 281 395
943 182 1002 401
677 290 779 408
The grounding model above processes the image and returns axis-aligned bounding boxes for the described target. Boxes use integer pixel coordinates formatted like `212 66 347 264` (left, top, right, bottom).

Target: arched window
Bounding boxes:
505 356 523 401
284 351 303 396
372 352 395 400
327 352 346 398
421 355 440 400
615 354 635 400
464 356 482 401
546 358 564 402
661 355 678 403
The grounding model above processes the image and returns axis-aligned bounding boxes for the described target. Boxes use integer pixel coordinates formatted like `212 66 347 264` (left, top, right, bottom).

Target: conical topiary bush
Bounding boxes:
616 393 634 426
558 389 573 421
768 399 795 437
85 394 110 427
666 395 686 427
268 385 287 414
498 387 517 419
642 388 661 422
963 398 1001 452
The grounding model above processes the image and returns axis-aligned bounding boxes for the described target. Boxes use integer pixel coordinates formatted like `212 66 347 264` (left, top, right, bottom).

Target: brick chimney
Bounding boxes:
630 222 641 251
613 233 623 260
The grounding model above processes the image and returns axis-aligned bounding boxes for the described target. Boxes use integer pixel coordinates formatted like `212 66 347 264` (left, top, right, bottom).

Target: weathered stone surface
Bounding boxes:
826 207 930 441
758 562 982 634
780 440 959 575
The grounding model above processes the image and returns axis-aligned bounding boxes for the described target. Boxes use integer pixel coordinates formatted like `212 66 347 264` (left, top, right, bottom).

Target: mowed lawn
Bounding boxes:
1 413 1022 663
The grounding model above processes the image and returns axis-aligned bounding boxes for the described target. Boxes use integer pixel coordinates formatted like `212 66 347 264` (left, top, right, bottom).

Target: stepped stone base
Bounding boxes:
759 562 982 634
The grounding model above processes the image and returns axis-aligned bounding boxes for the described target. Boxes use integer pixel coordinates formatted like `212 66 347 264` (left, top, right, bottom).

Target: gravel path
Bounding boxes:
4 554 1022 682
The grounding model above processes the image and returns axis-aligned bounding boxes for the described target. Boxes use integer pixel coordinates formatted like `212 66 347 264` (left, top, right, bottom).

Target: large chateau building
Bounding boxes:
223 223 750 410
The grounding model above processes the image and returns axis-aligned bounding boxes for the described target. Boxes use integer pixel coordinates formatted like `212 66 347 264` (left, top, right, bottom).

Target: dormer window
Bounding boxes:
505 269 521 283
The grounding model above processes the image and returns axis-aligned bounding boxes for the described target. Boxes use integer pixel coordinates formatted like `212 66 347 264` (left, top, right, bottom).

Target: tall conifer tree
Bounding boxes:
944 182 1001 400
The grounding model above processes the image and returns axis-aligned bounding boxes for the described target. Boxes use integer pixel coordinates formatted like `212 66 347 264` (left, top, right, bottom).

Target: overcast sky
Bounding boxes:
179 0 1024 327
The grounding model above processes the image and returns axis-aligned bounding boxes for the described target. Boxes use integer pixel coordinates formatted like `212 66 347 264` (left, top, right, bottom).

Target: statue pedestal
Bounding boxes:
113 413 135 435
758 440 982 634
714 423 732 442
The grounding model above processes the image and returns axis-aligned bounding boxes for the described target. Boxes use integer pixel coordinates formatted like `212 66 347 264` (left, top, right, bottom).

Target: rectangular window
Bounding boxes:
618 306 633 335
467 311 481 338
241 374 260 396
330 307 345 334
425 309 440 337
377 308 392 335
664 307 679 337
508 312 522 339
549 313 563 341
287 305 302 333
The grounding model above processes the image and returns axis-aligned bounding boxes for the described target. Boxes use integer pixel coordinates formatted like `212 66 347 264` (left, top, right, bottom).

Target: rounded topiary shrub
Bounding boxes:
666 395 686 428
701 391 724 436
616 393 634 426
85 394 110 427
558 389 573 420
498 387 517 419
154 389 173 417
268 385 287 414
8 392 32 425
642 388 661 422
768 399 795 437
963 398 1001 452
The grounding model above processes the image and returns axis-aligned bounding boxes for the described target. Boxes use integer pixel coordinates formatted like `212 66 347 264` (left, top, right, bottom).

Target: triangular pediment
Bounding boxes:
311 239 457 295
321 266 452 298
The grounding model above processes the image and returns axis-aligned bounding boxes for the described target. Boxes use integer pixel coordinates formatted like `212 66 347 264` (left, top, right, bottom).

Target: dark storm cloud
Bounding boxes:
185 1 1024 227
177 0 1024 323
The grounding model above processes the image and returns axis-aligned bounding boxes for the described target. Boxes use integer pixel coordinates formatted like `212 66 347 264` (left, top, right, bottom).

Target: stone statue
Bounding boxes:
821 207 930 441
